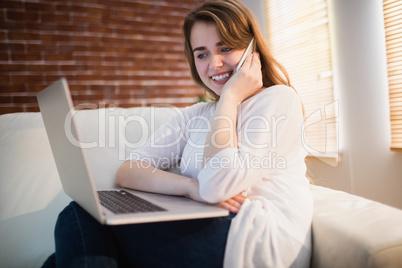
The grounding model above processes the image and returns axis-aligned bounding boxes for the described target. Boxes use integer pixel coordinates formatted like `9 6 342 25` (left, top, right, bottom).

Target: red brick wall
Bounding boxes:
0 0 206 114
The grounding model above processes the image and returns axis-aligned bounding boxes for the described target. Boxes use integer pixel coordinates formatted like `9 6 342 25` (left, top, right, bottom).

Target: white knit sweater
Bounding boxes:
130 85 313 267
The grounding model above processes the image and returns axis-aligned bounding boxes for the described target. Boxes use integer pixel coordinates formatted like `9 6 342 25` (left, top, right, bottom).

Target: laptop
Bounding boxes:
37 78 228 225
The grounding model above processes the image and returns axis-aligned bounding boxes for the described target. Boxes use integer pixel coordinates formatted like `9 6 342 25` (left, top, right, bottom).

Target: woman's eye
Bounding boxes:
221 47 232 53
197 53 207 60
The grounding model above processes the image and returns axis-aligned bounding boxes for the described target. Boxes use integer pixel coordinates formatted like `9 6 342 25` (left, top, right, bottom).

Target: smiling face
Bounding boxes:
190 22 245 96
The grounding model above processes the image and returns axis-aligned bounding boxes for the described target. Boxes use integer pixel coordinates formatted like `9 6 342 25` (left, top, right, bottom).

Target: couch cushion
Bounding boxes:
310 185 402 268
0 113 64 221
0 112 72 267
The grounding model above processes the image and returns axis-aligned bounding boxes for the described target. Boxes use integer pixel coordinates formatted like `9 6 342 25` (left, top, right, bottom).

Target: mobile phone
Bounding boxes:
235 38 255 72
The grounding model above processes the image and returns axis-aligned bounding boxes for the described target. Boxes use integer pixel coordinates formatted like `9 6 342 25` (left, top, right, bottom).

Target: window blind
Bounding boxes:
265 0 338 158
383 0 402 149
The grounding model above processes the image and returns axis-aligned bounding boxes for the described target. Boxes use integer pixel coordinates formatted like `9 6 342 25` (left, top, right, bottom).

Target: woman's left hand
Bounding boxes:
218 194 248 214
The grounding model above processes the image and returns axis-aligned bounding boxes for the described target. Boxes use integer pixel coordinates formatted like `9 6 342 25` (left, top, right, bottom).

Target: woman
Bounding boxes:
44 0 313 267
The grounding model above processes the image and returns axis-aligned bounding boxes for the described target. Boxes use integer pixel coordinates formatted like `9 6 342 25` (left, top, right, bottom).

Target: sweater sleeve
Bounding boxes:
197 86 307 203
127 102 213 171
127 107 189 170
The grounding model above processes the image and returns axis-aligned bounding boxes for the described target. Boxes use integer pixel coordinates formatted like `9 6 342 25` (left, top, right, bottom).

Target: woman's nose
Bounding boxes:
210 54 224 70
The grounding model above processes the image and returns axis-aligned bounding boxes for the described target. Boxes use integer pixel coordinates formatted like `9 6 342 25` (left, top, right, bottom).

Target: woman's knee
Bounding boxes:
54 202 119 267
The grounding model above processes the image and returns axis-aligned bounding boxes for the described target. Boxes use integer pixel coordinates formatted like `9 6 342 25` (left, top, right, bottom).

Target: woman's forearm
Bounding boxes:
203 95 239 165
115 160 200 200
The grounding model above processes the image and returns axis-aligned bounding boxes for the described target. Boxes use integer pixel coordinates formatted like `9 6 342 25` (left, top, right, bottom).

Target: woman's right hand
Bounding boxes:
220 52 263 104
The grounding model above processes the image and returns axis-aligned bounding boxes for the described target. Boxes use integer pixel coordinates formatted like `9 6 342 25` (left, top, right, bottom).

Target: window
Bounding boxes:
265 0 338 160
383 0 402 149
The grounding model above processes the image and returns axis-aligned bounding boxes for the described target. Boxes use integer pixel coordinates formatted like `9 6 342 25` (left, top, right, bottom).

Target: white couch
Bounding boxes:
1 107 402 268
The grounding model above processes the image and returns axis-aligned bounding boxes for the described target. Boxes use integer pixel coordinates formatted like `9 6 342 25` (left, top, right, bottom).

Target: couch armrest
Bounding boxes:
310 185 402 268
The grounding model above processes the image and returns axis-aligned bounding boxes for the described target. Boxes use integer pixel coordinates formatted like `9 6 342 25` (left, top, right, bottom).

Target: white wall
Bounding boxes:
244 0 402 209
307 0 402 209
241 0 267 37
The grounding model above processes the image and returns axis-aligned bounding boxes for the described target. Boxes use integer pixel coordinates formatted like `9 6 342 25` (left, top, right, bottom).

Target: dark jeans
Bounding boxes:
43 201 234 268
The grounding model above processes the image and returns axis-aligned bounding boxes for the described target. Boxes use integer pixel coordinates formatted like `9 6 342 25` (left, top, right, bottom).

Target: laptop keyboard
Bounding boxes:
98 190 167 214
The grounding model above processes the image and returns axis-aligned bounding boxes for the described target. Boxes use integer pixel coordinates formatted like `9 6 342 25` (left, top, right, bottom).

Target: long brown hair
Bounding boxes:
183 0 293 101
